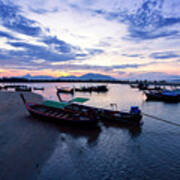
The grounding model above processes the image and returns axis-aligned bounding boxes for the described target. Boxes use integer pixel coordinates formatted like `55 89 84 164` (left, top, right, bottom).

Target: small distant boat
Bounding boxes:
144 89 180 102
33 87 44 91
20 94 98 126
56 87 74 94
130 84 139 88
15 86 32 92
3 85 27 90
130 83 149 90
75 85 108 93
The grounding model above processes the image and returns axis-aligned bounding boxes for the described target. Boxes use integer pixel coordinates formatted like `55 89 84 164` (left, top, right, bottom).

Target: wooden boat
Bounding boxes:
33 87 44 91
144 89 180 102
130 84 139 88
146 86 162 91
130 83 149 90
67 104 142 124
20 94 98 126
54 93 143 124
75 85 108 93
56 87 74 94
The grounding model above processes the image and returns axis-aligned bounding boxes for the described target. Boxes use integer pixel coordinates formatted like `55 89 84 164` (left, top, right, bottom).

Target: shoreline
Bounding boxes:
0 91 59 180
0 80 180 86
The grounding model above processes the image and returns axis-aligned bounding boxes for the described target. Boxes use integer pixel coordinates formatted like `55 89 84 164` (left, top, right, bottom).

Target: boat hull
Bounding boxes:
145 92 180 102
66 104 142 124
26 103 98 127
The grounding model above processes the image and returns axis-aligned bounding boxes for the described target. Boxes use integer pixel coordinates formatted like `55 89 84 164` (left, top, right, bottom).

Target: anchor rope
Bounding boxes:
143 113 180 127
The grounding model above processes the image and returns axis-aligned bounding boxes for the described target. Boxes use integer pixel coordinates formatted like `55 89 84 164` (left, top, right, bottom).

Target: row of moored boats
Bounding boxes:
130 83 180 102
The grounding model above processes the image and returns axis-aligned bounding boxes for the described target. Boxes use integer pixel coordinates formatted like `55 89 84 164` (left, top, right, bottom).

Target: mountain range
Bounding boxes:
15 73 116 80
124 72 180 82
11 72 180 81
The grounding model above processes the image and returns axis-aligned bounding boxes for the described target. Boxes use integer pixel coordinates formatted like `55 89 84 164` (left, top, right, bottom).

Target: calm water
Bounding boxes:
1 82 180 179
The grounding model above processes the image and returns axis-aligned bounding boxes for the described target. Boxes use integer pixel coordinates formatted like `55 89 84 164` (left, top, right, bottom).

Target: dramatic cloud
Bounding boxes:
150 51 180 59
0 31 18 40
0 0 179 78
0 1 42 36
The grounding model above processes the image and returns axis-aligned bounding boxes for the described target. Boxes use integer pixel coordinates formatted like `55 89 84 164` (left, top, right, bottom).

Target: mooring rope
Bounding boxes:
143 113 180 127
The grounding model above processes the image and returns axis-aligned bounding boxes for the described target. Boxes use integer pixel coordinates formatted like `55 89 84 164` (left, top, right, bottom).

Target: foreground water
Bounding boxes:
1 82 180 179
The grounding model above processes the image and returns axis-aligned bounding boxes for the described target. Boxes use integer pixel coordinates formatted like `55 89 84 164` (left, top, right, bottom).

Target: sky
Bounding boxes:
0 0 180 79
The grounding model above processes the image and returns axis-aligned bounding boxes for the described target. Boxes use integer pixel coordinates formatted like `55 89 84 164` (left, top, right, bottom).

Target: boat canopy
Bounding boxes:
69 97 89 103
43 97 89 109
43 100 69 109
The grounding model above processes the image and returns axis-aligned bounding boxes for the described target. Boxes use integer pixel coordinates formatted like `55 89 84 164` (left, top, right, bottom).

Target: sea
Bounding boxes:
1 82 180 180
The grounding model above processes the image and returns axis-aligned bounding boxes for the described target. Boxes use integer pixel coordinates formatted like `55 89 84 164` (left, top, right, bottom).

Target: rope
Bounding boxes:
143 113 180 127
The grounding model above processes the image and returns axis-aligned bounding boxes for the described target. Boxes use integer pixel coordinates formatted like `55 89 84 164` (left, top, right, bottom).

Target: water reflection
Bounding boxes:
56 124 101 146
102 121 142 138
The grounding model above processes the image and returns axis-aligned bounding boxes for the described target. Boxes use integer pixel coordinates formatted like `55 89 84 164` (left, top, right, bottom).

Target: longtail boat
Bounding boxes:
49 93 143 124
20 94 98 126
66 103 142 124
33 87 44 91
56 87 74 94
75 85 108 93
144 89 180 102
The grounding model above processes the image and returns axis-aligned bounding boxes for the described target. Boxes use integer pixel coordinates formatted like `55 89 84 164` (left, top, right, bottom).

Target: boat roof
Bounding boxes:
69 97 89 103
43 97 89 109
43 100 69 108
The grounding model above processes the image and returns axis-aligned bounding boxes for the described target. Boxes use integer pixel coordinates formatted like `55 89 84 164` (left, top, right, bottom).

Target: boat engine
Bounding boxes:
130 106 141 115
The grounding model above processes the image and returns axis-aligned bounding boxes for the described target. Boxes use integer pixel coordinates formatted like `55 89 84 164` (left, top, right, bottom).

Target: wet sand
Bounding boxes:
0 92 60 180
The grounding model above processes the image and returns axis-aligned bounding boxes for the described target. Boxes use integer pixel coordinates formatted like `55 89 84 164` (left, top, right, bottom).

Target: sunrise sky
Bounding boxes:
0 0 179 79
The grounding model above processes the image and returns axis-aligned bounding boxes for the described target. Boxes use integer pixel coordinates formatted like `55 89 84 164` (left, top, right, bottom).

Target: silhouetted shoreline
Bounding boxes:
0 77 180 86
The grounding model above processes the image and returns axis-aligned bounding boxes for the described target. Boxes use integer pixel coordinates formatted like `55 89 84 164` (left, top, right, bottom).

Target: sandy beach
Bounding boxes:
0 92 60 180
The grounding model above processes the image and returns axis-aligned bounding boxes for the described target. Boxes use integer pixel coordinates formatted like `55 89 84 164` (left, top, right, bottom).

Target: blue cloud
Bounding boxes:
29 7 58 14
86 48 104 55
92 0 180 40
150 51 180 59
122 53 143 58
8 42 76 62
127 29 179 40
0 31 18 40
42 36 72 53
125 0 180 40
0 0 42 36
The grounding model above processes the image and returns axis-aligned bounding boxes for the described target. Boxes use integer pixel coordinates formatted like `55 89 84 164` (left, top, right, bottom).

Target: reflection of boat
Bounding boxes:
33 87 44 91
56 124 101 144
20 94 98 127
15 86 32 92
53 93 143 124
56 87 74 94
4 85 21 89
103 120 142 137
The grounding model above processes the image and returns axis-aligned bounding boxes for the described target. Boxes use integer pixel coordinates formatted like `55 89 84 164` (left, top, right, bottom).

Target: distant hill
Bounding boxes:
78 73 115 80
14 73 115 80
125 72 180 81
59 75 78 80
19 74 56 80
